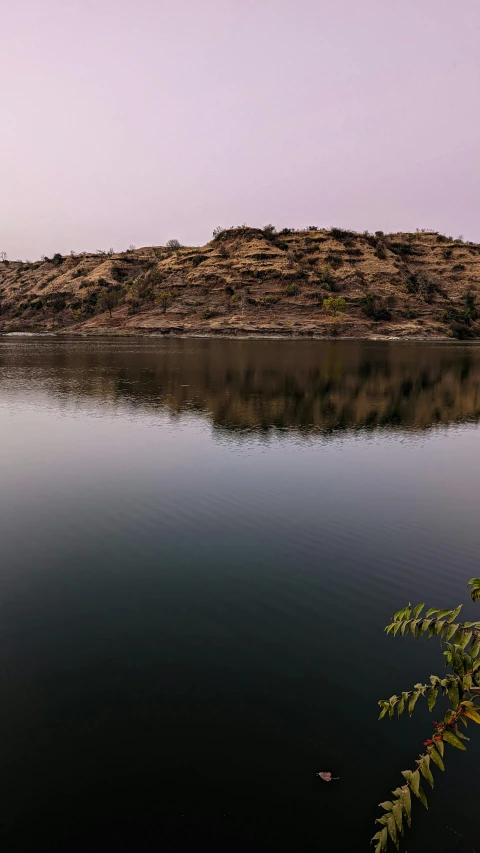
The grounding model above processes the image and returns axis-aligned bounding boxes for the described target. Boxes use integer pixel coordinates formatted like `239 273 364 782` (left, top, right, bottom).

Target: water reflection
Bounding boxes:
1 335 480 853
1 337 480 434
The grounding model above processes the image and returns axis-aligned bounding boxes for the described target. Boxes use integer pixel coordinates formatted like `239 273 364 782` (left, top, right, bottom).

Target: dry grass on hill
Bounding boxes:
1 226 480 338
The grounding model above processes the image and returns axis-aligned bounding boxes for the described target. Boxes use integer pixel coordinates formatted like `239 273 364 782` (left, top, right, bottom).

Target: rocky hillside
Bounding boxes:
1 226 480 338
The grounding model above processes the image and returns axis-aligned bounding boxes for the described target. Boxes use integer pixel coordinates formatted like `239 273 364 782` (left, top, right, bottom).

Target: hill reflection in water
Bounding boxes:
1 337 480 434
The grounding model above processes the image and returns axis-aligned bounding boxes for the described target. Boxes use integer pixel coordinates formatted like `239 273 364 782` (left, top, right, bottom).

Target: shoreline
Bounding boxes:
1 329 477 344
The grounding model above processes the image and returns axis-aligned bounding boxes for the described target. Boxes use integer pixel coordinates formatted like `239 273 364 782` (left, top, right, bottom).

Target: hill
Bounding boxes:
1 226 480 338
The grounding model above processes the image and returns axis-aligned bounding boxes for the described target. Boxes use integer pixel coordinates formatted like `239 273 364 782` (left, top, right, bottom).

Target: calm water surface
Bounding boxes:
1 337 480 852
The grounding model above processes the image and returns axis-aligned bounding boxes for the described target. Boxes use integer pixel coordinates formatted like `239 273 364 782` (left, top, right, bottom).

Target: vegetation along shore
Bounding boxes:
1 226 480 339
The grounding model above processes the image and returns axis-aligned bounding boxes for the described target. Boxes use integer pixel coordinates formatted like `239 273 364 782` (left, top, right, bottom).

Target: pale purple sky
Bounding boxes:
1 0 479 259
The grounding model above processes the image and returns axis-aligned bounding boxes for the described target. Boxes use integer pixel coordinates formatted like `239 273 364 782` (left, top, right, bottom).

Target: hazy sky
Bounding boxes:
1 0 479 259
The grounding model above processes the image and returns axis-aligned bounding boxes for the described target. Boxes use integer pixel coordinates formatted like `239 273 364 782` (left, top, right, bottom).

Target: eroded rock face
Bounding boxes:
1 227 479 339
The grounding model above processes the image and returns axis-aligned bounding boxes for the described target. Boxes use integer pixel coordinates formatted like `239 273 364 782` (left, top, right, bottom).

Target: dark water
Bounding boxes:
1 337 480 853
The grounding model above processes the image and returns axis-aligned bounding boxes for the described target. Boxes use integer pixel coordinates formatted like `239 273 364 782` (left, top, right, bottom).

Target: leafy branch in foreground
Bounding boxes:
372 578 480 852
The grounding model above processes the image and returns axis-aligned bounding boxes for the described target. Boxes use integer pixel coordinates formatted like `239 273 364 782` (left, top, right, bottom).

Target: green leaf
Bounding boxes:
373 826 388 853
464 707 480 724
420 618 432 635
385 623 395 635
413 603 425 618
400 620 410 636
393 605 411 622
417 785 428 809
454 729 470 741
468 579 480 602
428 687 438 711
443 730 467 750
399 786 411 828
451 651 464 677
457 630 473 650
436 738 444 757
392 621 403 637
437 609 454 619
392 800 403 832
408 768 420 796
447 680 459 709
419 754 434 788
387 814 398 848
408 691 419 716
426 607 439 618
469 638 480 658
397 695 406 717
410 619 420 636
378 801 394 811
429 746 445 771
408 769 428 807
450 605 463 621
445 623 458 642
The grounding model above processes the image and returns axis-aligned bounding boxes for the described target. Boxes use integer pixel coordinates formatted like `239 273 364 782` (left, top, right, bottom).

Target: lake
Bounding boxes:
1 336 480 852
